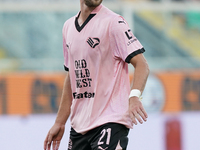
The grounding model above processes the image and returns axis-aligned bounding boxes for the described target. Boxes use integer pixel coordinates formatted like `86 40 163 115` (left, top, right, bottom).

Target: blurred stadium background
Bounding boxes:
0 0 200 149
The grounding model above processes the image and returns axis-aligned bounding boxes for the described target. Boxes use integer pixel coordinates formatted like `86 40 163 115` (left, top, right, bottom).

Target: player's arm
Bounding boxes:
44 72 73 150
129 53 149 125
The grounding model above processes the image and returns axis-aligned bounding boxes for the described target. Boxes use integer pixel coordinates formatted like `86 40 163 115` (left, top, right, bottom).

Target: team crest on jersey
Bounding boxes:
87 37 100 48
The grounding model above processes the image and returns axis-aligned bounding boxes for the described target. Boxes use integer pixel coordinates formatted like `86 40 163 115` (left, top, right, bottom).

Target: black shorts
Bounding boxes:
68 123 129 150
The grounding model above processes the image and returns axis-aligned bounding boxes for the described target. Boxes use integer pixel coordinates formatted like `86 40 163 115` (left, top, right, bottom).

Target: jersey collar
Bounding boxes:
75 4 102 32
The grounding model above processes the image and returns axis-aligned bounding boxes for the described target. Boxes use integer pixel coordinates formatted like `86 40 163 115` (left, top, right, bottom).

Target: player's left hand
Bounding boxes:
129 96 148 125
44 123 65 150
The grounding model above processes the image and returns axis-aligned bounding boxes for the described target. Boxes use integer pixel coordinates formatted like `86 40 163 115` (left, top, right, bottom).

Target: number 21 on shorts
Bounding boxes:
98 128 111 146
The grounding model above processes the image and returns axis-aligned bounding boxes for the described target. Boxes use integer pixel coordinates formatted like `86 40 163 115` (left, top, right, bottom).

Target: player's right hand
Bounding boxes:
129 96 148 125
44 123 65 150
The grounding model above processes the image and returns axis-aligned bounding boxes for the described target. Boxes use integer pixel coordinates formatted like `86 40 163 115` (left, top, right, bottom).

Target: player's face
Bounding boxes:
84 0 103 7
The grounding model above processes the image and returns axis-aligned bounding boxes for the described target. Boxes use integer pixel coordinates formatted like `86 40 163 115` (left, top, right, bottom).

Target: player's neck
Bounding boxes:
79 3 96 26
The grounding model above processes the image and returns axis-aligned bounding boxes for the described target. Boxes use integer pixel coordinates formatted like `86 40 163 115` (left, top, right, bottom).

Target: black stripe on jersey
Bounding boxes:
87 38 94 47
88 38 94 44
64 65 69 71
87 41 93 47
75 13 96 32
125 48 145 63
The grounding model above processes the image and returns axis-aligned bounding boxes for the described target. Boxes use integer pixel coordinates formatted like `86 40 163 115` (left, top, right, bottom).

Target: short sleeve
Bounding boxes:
62 25 69 71
109 16 145 63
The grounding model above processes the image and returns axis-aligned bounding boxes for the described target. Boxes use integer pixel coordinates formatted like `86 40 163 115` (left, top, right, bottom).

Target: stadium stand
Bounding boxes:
136 10 200 70
0 0 200 72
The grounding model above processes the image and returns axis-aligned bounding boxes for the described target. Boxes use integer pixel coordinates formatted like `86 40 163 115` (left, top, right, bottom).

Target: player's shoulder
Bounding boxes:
63 16 76 26
101 5 127 25
101 5 119 19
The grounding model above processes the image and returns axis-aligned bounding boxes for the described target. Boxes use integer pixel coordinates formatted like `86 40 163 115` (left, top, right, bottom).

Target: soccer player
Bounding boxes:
44 0 149 150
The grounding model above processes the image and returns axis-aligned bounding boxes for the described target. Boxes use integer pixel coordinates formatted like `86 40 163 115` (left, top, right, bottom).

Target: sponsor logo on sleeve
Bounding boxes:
118 20 126 24
125 29 138 46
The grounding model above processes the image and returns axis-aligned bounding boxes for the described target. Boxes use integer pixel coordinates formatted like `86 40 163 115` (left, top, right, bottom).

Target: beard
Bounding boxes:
84 0 103 7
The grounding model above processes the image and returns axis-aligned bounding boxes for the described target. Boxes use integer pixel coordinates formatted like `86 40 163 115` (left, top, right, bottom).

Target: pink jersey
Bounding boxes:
62 4 145 134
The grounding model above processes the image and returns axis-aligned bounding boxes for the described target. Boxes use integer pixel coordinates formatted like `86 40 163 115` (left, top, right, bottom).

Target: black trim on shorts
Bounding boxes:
64 65 69 71
125 48 145 63
75 12 96 32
